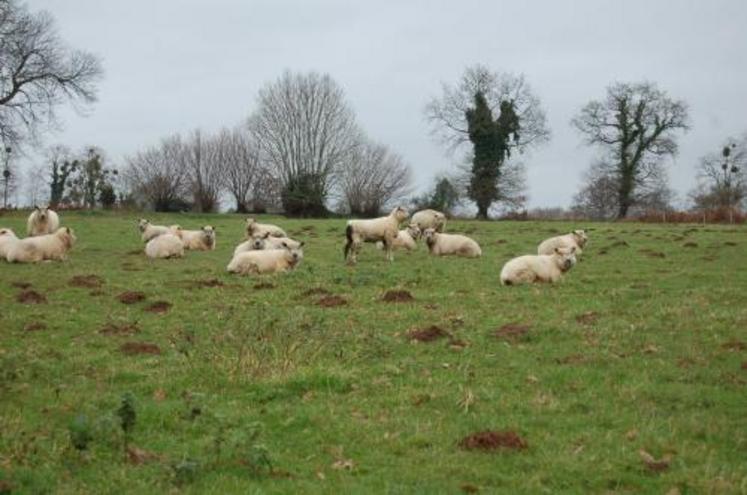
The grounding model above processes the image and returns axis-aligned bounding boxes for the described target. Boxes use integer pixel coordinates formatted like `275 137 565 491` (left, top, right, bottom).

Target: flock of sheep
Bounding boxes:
0 206 589 285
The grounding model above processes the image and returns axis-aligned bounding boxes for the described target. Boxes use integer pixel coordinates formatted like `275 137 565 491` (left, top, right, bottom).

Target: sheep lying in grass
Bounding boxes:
500 246 577 285
245 218 287 238
423 228 481 258
0 228 19 260
138 219 173 242
411 209 446 232
27 206 60 236
227 243 304 275
344 206 409 263
177 225 216 251
538 230 588 256
233 232 303 256
376 224 420 251
144 233 184 259
6 227 77 263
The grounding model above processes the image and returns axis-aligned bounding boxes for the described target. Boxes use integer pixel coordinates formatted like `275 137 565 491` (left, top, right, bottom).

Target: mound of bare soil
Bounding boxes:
317 295 347 307
10 281 32 289
639 249 666 258
120 342 161 355
682 242 698 248
144 301 172 314
100 322 140 336
724 241 738 247
69 275 104 288
722 340 746 351
253 282 275 290
459 430 527 451
117 291 146 304
382 290 414 303
575 311 599 326
610 240 630 248
408 325 447 342
555 354 587 365
24 321 47 332
17 290 47 304
494 323 530 342
192 278 225 288
303 287 332 297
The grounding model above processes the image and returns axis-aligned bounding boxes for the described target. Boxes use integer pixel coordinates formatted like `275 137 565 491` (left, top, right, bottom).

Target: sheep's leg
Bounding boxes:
384 233 395 262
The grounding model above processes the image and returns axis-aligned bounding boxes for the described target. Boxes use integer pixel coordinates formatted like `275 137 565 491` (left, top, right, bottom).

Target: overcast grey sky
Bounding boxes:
28 0 747 208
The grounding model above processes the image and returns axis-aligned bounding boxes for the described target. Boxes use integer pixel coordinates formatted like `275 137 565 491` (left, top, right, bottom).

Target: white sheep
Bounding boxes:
537 230 588 256
6 227 77 263
144 233 184 259
138 218 174 242
500 246 578 285
376 224 420 251
178 225 216 251
0 228 19 261
344 206 409 263
411 209 446 232
26 206 60 237
227 244 304 275
233 232 303 256
245 218 287 238
423 228 481 258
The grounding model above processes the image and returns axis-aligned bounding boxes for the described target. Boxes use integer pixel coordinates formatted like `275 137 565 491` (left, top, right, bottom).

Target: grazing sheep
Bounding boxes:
344 206 409 263
178 225 216 251
0 228 19 260
245 218 287 238
144 233 184 259
227 243 304 275
6 227 76 263
26 206 60 236
138 218 173 242
376 224 421 251
233 232 303 256
423 228 481 258
411 209 447 232
538 230 589 256
500 246 578 285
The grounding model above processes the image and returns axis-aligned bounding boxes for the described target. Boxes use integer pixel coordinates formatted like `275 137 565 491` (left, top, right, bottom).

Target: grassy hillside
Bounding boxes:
1 211 745 494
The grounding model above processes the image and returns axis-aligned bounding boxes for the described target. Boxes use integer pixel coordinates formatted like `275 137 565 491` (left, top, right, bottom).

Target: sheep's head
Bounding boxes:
57 227 77 249
391 206 408 223
281 241 305 266
35 206 49 221
138 219 150 233
245 217 257 236
422 228 437 248
169 225 183 238
571 230 588 248
554 246 577 272
406 224 421 240
202 226 216 246
0 228 16 238
251 232 271 250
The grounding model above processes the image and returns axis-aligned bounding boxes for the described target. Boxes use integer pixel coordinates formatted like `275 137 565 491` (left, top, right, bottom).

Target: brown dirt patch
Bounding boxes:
494 323 530 342
144 301 172 314
556 354 587 365
495 239 507 244
597 248 608 255
382 289 414 303
639 449 672 473
639 249 666 258
682 242 698 248
459 430 527 451
576 311 599 326
100 322 141 336
408 325 448 342
723 241 738 247
69 274 104 288
317 295 347 307
126 249 143 256
117 291 146 304
16 290 47 304
24 321 47 332
610 240 630 248
303 287 332 297
741 361 747 370
192 278 225 288
120 342 162 355
722 340 746 351
10 281 32 289
253 282 275 290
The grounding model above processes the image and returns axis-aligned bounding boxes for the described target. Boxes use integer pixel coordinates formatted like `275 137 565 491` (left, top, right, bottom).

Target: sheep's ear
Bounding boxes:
34 205 40 210
263 232 270 239
65 227 71 234
554 247 560 254
299 241 305 247
281 241 289 249
571 246 577 253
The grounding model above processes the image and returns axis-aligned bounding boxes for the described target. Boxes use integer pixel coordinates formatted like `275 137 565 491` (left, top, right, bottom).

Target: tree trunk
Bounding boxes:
475 201 489 220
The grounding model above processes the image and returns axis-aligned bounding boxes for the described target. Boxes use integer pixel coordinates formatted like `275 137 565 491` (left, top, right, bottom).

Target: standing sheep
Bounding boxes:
26 206 60 236
411 209 447 232
500 246 577 285
227 243 304 275
178 226 216 251
344 206 409 264
138 219 174 242
376 224 421 251
144 233 184 259
538 230 588 256
423 228 481 258
6 227 77 263
0 228 19 261
245 218 287 238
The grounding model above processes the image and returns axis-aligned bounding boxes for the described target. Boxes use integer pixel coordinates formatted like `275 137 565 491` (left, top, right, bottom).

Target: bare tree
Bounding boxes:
249 70 360 216
123 135 190 211
690 134 747 211
24 162 46 207
449 157 528 215
185 129 222 213
220 126 265 213
425 64 550 154
0 0 103 148
339 139 412 216
572 81 688 218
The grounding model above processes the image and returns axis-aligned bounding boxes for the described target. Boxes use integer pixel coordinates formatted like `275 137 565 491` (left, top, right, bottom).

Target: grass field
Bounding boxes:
1 211 746 494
